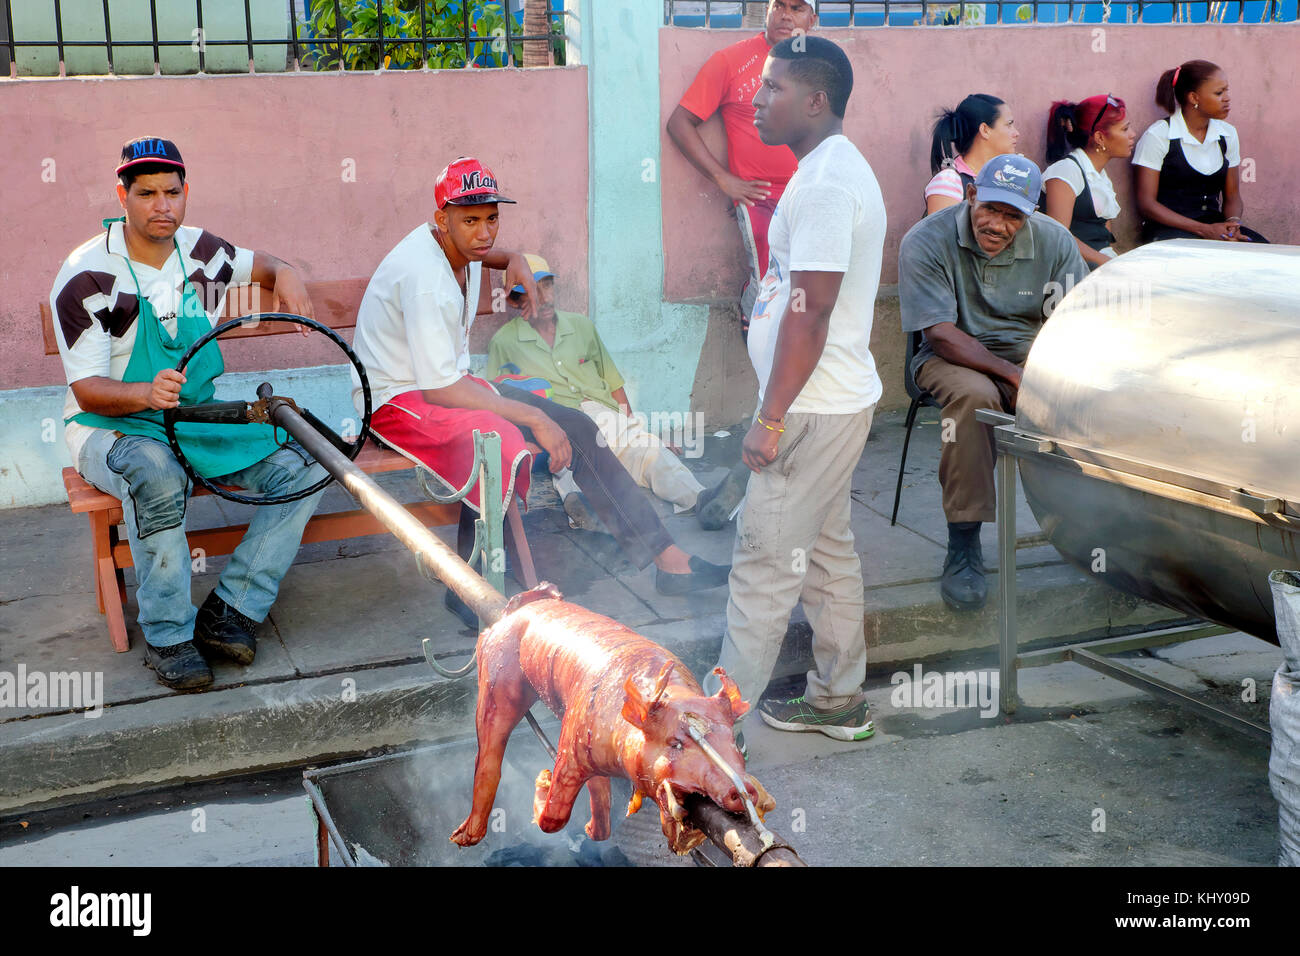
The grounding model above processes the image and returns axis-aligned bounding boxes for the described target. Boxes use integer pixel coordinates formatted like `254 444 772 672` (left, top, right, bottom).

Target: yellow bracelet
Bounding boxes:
756 415 785 433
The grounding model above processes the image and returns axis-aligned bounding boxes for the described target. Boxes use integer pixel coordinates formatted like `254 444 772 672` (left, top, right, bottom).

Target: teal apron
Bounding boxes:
69 219 282 478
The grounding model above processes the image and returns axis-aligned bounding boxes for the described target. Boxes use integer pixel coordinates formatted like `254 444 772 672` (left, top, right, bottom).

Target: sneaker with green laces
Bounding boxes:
758 693 874 741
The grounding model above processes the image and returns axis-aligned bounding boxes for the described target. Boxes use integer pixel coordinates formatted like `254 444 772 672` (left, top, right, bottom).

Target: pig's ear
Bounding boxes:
622 675 651 729
622 663 675 729
711 666 750 719
649 660 675 707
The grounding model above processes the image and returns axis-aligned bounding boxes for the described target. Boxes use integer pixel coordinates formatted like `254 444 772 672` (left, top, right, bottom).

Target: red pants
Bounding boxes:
369 380 532 512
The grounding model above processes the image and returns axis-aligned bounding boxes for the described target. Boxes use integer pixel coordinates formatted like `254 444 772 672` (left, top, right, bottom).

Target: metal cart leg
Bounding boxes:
997 429 1018 715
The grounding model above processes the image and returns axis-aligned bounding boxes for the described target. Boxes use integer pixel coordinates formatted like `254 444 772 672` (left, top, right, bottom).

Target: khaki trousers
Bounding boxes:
914 356 1018 525
554 401 706 513
710 406 874 712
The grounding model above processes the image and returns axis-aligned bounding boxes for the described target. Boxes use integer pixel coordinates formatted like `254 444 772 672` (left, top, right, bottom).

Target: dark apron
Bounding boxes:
69 219 281 478
1142 124 1269 243
1062 154 1115 252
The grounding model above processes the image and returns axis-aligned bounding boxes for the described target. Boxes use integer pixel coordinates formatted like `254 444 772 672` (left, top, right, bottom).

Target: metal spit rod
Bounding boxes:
267 399 805 867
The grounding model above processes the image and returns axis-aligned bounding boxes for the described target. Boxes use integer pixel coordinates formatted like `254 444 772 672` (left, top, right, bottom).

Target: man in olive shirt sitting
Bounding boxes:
898 154 1088 611
489 257 727 524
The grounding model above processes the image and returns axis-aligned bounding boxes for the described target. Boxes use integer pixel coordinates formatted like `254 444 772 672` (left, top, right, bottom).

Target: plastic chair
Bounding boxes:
890 330 942 526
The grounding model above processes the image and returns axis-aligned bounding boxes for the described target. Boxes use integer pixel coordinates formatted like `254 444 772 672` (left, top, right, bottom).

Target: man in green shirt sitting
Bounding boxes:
488 256 726 526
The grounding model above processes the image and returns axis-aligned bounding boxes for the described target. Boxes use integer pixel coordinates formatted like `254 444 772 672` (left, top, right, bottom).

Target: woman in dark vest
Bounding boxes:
1042 94 1137 270
1133 59 1267 243
923 93 1017 216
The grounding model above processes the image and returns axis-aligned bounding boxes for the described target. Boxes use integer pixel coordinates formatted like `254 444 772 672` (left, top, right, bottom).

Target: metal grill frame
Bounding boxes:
978 408 1271 742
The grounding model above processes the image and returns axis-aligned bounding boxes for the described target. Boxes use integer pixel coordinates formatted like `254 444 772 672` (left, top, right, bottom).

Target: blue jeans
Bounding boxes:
78 430 326 648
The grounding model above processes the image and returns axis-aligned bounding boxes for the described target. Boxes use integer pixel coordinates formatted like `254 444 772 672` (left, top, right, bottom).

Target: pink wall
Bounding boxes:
660 24 1300 302
0 68 589 389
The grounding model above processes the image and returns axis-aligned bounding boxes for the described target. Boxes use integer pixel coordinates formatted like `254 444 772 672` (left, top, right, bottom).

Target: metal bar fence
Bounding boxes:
10 0 1291 76
243 0 254 69
148 0 159 72
662 0 1296 24
0 0 567 77
195 0 204 72
102 0 113 72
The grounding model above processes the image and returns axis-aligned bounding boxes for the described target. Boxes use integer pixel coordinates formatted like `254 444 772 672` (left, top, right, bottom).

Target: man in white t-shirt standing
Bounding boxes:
707 36 885 743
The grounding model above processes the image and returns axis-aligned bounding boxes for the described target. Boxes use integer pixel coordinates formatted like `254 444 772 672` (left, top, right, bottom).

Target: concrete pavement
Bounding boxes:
0 408 1271 825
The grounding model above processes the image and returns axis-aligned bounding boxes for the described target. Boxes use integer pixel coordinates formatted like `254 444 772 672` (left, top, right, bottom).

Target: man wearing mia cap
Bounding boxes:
51 137 321 689
351 158 730 615
898 154 1087 611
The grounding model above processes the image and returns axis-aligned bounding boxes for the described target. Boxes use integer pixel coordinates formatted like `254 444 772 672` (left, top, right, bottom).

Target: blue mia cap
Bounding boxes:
973 154 1041 216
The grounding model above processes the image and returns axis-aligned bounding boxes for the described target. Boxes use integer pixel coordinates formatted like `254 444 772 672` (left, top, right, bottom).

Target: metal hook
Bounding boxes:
684 715 775 850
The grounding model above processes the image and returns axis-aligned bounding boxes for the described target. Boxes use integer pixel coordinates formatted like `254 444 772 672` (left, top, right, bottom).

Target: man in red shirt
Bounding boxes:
667 0 819 335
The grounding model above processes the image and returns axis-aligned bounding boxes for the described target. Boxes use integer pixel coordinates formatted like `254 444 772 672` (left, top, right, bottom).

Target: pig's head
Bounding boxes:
621 663 776 854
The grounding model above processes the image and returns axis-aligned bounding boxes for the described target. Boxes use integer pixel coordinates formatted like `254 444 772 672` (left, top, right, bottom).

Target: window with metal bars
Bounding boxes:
662 0 1296 27
2 0 572 78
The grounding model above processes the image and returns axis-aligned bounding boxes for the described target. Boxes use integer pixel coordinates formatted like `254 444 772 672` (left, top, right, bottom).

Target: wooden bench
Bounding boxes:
43 280 536 652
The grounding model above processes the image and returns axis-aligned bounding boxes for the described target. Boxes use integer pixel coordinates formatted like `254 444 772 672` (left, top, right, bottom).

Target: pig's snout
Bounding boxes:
709 777 749 813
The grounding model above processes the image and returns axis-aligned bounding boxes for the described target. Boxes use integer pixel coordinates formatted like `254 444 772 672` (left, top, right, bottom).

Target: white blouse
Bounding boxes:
1043 147 1121 220
1132 108 1241 175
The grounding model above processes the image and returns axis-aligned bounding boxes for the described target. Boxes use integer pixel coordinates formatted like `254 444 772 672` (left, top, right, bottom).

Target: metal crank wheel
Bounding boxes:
163 313 373 506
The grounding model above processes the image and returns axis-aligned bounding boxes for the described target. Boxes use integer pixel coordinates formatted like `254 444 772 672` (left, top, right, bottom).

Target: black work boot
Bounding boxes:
697 461 750 531
940 521 988 611
194 591 258 665
144 640 214 691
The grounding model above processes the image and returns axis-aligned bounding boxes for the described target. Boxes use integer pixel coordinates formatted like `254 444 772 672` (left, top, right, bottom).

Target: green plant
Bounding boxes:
927 3 986 25
304 0 513 71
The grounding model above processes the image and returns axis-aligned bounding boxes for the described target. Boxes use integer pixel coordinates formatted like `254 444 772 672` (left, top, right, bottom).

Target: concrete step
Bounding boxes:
0 557 1184 816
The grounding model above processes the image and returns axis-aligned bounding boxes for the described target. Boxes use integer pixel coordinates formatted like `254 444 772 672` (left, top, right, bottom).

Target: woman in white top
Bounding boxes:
1133 59 1267 243
923 93 1018 216
1042 94 1137 269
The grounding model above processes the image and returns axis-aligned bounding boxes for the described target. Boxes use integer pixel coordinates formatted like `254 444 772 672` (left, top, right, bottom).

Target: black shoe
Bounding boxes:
444 587 480 630
940 522 988 611
655 555 731 595
144 640 214 691
697 462 749 531
194 592 258 665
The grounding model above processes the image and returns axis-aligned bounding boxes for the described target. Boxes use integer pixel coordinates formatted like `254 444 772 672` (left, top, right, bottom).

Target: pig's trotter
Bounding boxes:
535 762 583 833
450 625 535 848
532 768 553 827
450 816 485 847
585 776 612 841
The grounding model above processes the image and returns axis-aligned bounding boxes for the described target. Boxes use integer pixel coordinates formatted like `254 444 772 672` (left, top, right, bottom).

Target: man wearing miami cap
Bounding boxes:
898 154 1087 611
351 158 730 614
50 136 322 690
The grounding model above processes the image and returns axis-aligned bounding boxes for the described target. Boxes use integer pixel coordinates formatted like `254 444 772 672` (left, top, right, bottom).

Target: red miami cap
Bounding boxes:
434 157 516 209
116 136 186 177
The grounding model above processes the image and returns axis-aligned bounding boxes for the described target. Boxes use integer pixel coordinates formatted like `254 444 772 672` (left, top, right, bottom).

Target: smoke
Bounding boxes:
331 720 639 866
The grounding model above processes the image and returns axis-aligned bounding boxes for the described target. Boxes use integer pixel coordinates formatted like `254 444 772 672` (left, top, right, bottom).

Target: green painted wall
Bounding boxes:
580 0 708 420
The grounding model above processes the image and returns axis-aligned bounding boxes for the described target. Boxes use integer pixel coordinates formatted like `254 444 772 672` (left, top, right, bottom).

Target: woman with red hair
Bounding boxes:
1042 94 1136 269
1133 59 1267 243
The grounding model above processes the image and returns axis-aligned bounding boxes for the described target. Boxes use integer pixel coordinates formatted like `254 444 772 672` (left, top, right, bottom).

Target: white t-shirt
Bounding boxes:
1132 109 1241 175
1043 147 1121 220
746 134 886 416
351 223 483 412
51 221 254 465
